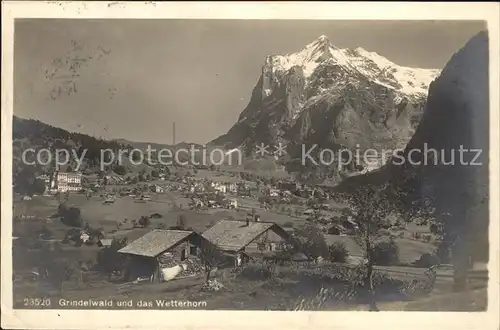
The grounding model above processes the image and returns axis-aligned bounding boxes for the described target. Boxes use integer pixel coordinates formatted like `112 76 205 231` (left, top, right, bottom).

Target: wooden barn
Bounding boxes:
118 229 210 282
202 219 293 266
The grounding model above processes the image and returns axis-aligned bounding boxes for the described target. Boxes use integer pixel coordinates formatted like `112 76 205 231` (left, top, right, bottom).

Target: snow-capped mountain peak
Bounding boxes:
212 35 443 173
267 35 440 96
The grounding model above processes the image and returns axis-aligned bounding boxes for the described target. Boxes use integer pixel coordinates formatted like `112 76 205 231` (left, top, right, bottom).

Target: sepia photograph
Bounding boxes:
1 2 499 330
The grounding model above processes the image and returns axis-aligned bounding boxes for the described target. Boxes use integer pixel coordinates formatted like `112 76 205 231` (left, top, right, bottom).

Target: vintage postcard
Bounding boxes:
1 1 499 329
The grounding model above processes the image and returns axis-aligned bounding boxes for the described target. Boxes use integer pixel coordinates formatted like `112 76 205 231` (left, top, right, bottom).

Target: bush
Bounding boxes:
64 228 81 242
238 263 275 281
293 224 329 259
413 253 440 268
328 242 348 263
59 204 83 228
176 214 187 230
39 225 53 239
33 178 47 194
138 216 150 228
96 237 128 275
371 239 400 266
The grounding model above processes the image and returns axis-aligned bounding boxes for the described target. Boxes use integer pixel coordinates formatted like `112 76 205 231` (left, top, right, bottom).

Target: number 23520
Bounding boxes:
23 298 51 307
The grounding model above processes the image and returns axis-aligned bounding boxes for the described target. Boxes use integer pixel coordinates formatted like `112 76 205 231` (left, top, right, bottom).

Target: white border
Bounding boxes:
1 2 499 330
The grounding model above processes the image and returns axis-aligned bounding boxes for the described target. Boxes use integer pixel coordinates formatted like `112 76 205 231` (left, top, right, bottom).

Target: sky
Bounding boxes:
14 19 486 144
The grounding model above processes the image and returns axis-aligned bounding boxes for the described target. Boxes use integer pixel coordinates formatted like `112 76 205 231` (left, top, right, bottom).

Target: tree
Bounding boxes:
37 247 77 291
345 183 402 311
13 166 37 196
59 204 83 228
33 178 47 194
371 238 400 266
88 227 105 241
429 223 439 235
292 224 329 260
176 214 187 230
113 165 127 176
329 242 348 263
64 228 82 242
96 237 129 279
389 165 487 291
138 216 150 228
199 240 224 282
39 225 53 240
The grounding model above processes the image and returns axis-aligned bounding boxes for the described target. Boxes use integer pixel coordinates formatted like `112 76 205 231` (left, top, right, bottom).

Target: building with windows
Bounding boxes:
118 230 213 282
52 172 82 192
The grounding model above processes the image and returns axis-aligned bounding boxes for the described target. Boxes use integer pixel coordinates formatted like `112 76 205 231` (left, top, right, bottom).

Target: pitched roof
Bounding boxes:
202 220 280 251
99 238 113 246
118 230 194 257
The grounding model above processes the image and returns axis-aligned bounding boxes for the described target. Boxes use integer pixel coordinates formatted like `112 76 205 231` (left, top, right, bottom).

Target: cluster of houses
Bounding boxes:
185 179 255 196
115 217 296 283
188 194 238 210
271 181 340 201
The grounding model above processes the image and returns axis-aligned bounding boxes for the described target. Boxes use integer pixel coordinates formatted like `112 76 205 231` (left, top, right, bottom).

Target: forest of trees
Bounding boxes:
12 116 133 193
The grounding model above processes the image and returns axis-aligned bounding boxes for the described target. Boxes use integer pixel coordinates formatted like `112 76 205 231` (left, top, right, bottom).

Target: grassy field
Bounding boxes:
13 259 488 311
13 184 437 264
12 176 449 311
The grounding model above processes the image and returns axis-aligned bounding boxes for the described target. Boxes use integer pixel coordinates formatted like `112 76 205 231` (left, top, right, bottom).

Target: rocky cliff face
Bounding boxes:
339 31 490 263
211 36 439 176
407 31 489 264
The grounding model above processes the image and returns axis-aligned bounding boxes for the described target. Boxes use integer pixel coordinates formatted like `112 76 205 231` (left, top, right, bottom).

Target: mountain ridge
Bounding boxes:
211 35 440 180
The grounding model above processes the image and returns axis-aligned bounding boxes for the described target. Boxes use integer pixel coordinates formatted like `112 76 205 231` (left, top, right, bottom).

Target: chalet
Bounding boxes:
103 196 115 204
118 230 210 282
202 220 292 257
103 175 125 185
97 238 113 248
189 182 205 193
227 183 238 194
342 217 359 231
327 224 348 235
303 209 315 216
150 184 165 193
222 199 238 209
268 189 280 197
211 182 227 194
80 231 91 243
